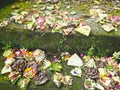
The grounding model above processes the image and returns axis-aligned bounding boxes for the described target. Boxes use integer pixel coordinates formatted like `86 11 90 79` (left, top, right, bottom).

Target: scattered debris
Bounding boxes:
1 48 120 89
52 72 63 87
67 53 83 67
0 1 120 90
71 67 82 77
34 70 49 85
90 7 120 32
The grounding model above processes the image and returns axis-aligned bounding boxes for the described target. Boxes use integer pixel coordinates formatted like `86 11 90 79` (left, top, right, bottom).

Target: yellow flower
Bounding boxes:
24 51 29 55
25 67 32 72
7 54 15 58
29 52 33 56
102 76 108 80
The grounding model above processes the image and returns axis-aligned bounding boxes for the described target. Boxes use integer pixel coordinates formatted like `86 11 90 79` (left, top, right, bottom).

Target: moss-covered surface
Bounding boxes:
0 1 32 22
0 0 120 90
1 27 120 57
0 62 85 90
0 0 120 21
1 27 120 90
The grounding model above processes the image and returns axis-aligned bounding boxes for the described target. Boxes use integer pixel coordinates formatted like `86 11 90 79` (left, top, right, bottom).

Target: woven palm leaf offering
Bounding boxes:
1 48 49 89
0 1 92 36
82 55 120 90
1 48 120 90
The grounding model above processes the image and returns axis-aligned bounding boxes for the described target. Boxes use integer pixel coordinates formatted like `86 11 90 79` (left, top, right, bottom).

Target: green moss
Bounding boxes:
0 49 85 90
0 5 12 22
76 2 93 14
111 9 120 16
0 1 120 90
0 1 32 22
0 75 9 82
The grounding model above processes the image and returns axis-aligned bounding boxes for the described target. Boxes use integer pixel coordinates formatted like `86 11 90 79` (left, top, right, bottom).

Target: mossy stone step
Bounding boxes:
0 24 120 57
